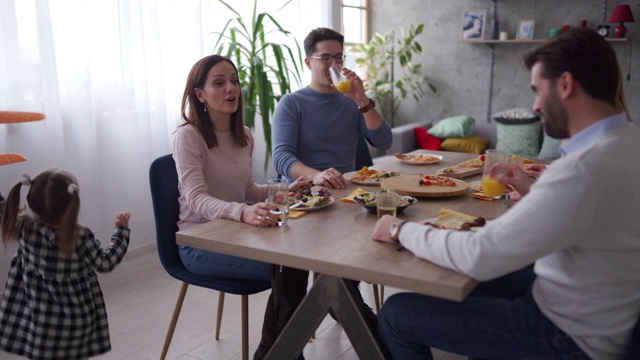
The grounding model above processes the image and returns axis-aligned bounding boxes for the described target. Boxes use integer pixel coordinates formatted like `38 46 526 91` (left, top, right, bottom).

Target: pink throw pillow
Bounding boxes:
414 127 443 150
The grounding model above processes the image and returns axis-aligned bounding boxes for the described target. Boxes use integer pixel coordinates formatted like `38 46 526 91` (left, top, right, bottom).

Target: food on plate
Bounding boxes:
458 155 485 168
417 175 456 187
511 154 534 165
424 208 487 231
441 167 454 174
347 166 400 183
353 192 415 207
471 192 495 201
394 152 441 163
288 187 332 209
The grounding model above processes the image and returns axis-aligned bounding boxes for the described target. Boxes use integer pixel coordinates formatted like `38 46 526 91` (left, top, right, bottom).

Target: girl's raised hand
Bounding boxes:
115 212 132 228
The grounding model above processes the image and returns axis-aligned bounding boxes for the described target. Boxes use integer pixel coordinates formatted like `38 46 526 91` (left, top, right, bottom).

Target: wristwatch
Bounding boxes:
389 221 408 242
359 98 375 113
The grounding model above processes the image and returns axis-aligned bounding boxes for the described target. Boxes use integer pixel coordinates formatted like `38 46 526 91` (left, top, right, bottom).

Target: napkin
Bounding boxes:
341 187 366 203
289 210 307 219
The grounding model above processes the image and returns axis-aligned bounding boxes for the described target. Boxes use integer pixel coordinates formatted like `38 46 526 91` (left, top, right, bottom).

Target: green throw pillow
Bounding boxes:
428 115 475 138
538 132 562 159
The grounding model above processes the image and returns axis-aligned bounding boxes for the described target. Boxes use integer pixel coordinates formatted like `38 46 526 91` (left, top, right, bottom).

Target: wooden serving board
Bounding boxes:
380 175 469 198
434 166 483 179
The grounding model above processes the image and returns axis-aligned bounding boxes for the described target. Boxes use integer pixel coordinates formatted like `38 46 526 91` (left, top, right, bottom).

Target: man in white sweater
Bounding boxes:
371 28 640 360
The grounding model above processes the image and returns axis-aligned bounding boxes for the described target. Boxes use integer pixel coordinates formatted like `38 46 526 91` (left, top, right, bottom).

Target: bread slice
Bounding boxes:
458 157 484 168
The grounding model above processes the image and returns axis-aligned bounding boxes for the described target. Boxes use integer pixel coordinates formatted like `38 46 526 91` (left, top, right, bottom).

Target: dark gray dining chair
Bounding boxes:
149 154 270 360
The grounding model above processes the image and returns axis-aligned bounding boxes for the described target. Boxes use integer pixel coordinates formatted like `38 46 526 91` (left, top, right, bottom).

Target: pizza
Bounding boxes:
418 175 456 187
424 208 487 231
458 155 485 168
394 152 441 163
347 166 400 183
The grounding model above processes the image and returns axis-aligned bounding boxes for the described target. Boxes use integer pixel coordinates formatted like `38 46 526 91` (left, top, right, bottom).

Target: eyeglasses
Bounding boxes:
310 54 346 64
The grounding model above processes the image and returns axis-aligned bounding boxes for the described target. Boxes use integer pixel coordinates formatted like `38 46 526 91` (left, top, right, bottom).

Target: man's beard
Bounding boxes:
540 90 569 139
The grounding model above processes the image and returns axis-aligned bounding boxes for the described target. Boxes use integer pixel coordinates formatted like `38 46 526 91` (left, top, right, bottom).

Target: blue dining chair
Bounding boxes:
149 154 271 360
622 311 640 360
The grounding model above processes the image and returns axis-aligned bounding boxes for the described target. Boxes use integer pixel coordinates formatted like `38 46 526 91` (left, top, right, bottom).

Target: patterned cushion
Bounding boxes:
496 121 542 158
538 132 562 159
440 135 489 154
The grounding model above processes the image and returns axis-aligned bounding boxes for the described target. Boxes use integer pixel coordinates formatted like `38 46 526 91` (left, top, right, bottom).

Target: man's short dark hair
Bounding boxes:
523 28 619 106
303 28 344 56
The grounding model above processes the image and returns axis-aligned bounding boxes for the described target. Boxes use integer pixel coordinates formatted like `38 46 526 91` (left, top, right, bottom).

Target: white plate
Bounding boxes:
469 181 483 192
291 196 335 211
343 171 400 186
397 153 443 165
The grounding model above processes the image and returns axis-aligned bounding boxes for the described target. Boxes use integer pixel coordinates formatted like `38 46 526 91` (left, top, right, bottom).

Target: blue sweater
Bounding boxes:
272 86 392 179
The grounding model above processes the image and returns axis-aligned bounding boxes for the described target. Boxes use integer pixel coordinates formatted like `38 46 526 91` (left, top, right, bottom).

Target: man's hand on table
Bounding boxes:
498 162 537 198
371 215 404 243
312 168 347 189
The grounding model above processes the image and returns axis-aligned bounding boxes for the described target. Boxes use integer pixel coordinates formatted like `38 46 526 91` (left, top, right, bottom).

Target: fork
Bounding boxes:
504 192 510 208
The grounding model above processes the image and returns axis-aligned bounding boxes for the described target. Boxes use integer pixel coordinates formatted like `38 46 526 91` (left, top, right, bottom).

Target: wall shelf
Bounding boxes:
460 38 629 44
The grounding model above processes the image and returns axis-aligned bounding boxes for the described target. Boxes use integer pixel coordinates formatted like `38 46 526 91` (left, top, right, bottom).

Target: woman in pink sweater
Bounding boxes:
173 55 309 281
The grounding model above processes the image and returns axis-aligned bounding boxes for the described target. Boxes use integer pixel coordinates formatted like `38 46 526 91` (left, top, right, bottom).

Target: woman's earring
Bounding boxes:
203 102 207 112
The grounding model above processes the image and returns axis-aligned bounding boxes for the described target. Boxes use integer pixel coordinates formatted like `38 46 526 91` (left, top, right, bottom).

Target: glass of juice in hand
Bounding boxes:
376 190 398 219
329 64 351 93
482 149 508 199
267 179 289 226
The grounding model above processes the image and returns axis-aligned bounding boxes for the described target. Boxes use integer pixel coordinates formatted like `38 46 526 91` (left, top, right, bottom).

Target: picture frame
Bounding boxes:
516 19 536 40
461 10 487 40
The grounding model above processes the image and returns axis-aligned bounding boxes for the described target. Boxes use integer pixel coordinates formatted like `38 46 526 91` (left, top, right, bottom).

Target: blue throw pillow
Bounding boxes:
428 115 475 138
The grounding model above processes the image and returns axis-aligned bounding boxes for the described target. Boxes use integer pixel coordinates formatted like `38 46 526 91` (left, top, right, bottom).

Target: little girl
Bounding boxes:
0 169 131 359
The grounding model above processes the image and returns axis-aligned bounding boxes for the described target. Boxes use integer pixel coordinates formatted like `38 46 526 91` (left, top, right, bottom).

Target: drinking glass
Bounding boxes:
267 179 289 226
482 149 508 199
376 190 398 219
329 64 351 93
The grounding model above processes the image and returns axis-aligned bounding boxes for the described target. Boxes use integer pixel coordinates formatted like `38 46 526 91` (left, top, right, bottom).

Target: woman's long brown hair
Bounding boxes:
179 55 248 148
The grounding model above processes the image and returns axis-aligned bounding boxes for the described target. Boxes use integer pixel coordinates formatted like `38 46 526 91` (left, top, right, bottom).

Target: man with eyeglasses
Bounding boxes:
272 27 392 189
254 28 392 360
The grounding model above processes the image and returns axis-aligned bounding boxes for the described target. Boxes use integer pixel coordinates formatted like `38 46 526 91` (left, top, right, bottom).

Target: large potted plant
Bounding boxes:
350 23 436 127
212 0 304 169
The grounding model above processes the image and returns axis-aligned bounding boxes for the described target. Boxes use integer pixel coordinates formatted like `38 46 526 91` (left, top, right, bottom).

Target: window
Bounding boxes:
341 0 368 49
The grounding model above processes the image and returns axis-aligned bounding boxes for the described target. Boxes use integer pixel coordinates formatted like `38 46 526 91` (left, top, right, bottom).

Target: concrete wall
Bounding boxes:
369 0 640 146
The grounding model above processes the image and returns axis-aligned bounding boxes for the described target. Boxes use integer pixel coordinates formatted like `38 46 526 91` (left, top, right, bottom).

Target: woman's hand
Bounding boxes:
288 176 313 192
115 212 131 227
241 203 279 227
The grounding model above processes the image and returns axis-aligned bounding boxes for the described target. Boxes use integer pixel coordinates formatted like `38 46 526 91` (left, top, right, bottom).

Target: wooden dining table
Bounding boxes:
176 150 514 359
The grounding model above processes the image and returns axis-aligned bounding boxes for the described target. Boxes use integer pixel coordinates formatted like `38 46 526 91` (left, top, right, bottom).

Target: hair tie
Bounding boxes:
67 183 79 195
21 174 32 186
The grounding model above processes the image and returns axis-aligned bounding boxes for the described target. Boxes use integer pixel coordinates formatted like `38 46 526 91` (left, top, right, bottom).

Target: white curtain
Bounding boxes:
0 0 334 258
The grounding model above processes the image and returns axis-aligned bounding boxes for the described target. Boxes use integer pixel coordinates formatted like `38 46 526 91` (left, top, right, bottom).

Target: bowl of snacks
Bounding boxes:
353 192 418 214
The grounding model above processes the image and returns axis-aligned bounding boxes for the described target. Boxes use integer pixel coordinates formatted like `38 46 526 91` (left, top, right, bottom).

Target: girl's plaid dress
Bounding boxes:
0 214 130 359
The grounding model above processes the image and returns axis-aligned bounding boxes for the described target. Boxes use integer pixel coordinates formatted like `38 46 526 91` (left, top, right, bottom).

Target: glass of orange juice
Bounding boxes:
482 149 507 198
329 64 351 93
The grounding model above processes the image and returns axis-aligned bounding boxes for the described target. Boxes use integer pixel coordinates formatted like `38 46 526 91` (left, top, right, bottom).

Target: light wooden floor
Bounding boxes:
1 249 466 360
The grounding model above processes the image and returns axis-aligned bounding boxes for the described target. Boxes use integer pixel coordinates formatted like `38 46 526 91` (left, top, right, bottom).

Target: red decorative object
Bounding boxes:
414 127 443 150
609 4 635 38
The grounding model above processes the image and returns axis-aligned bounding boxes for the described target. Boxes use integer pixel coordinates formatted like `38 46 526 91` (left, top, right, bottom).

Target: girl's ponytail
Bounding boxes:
57 183 80 256
1 174 31 248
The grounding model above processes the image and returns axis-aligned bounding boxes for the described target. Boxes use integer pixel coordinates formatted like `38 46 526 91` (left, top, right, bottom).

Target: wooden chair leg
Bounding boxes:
241 295 249 360
372 284 381 314
215 291 225 340
311 272 319 339
161 282 189 360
